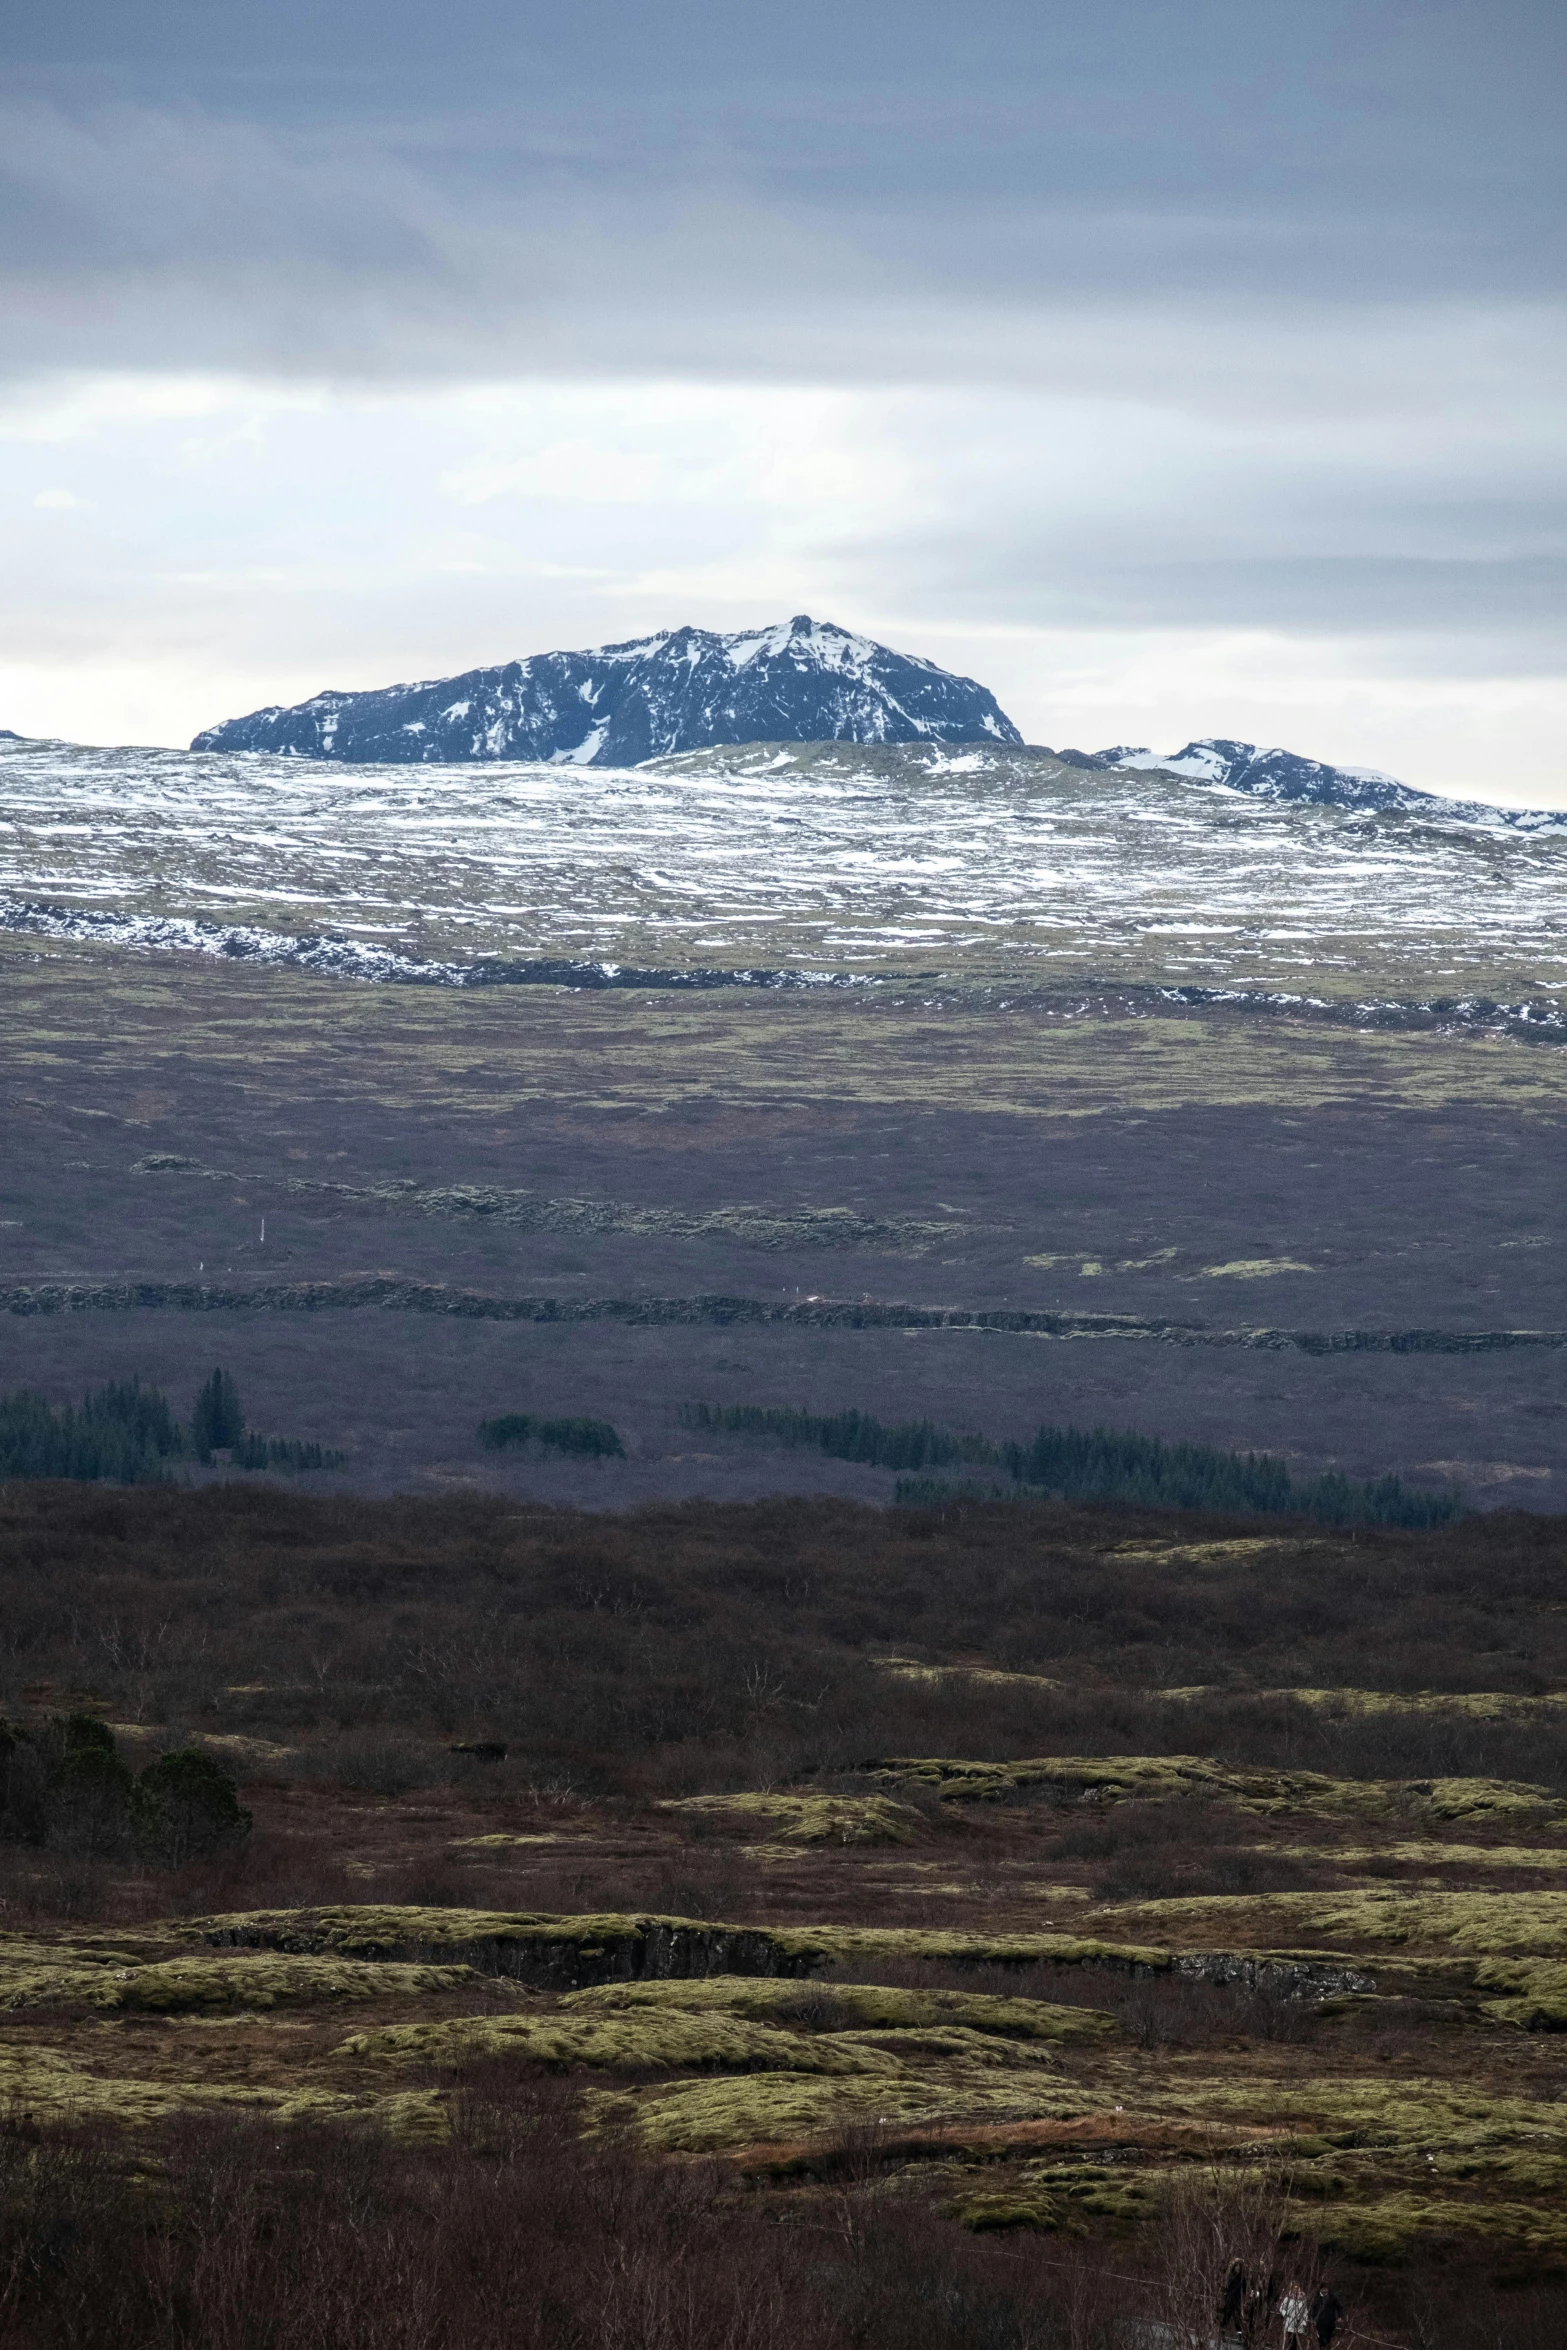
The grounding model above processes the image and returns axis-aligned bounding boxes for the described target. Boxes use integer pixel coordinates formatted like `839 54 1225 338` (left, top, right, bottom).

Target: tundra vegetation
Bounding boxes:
1 1483 1566 2344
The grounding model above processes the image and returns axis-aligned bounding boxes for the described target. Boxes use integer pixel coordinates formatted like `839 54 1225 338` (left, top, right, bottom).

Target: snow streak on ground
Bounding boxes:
1 737 1565 1005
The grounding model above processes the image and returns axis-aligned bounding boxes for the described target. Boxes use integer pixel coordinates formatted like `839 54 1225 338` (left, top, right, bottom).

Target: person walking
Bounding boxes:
1279 2284 1310 2350
1311 2288 1342 2347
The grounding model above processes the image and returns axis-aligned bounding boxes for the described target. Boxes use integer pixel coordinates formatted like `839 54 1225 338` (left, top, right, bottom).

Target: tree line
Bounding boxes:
683 1401 1461 1528
478 1413 625 1459
0 1370 342 1485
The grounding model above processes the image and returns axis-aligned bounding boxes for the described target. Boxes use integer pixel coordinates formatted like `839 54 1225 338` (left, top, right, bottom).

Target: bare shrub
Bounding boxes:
7 1483 1567 1807
0 2076 1117 2350
1141 2168 1326 2350
298 1731 444 1797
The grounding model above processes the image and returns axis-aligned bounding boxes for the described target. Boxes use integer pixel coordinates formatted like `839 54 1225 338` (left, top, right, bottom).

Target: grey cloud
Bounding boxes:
845 540 1567 659
2 0 1561 758
1 0 1563 383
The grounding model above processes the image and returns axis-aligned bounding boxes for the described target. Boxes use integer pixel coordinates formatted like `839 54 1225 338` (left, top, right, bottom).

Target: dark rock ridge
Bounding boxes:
190 617 1022 765
1051 737 1566 831
129 1153 965 1253
200 1908 811 1987
3 1275 1562 1354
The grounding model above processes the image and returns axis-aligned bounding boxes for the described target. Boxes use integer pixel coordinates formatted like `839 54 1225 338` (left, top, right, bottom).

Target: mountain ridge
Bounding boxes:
1044 736 1566 832
190 616 1022 765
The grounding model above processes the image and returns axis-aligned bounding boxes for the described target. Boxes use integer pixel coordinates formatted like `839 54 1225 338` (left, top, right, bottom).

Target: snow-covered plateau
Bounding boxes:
2 734 1565 1019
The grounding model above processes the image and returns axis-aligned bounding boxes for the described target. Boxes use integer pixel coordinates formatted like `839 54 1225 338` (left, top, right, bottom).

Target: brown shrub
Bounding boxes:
2 1485 1566 1804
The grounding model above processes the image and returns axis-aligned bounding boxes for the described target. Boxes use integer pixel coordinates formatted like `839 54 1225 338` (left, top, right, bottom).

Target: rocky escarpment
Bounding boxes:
196 1907 817 1989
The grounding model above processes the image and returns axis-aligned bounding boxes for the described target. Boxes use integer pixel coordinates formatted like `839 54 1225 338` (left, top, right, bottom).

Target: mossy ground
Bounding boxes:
561 1976 1117 2041
9 1777 1567 2270
7 1485 1567 2287
1100 1888 1567 1952
659 1793 923 1845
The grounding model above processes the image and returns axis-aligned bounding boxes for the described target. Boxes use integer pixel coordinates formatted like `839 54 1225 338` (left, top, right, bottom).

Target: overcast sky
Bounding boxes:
3 0 1564 800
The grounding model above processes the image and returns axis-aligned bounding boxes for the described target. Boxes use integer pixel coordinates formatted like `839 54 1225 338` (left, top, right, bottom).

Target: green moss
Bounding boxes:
1233 1688 1567 1725
186 1906 802 1991
2 1949 479 2013
1279 1841 1567 1874
834 2026 1065 2070
1177 2076 1567 2171
1314 2193 1567 2262
186 1903 1145 1992
0 1932 139 1967
1101 1888 1567 1954
608 2067 1105 2156
563 1977 1116 2042
959 2196 1055 2232
117 1955 478 2011
448 1833 566 1851
617 2054 1132 2155
190 1903 618 1954
0 2040 443 2134
1474 1959 1567 2029
873 1659 1061 1694
874 1754 1221 1804
874 1755 1567 1842
1105 1539 1327 1569
0 1963 123 2010
958 2162 1152 2234
660 1793 923 1845
335 2010 903 2076
769 1924 1169 1973
1422 1778 1562 1824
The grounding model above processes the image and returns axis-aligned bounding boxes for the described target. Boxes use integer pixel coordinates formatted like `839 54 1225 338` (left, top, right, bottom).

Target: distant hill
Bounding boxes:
190 617 1023 765
1051 736 1566 831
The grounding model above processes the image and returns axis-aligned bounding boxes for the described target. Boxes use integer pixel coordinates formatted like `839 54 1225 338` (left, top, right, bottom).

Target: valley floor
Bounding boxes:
3 939 1565 1510
4 929 1567 2340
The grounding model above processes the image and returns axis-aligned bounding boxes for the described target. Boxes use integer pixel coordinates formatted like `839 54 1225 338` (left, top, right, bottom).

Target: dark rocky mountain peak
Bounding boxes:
190 617 1023 765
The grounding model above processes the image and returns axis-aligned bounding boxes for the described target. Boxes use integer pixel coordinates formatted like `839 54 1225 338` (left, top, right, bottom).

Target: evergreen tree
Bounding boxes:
0 1378 183 1484
190 1369 245 1461
0 1715 135 1855
689 1399 1460 1530
132 1750 252 1866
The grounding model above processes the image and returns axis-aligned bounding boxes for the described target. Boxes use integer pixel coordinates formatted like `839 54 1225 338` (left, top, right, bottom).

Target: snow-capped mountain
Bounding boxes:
1052 737 1566 830
190 617 1023 765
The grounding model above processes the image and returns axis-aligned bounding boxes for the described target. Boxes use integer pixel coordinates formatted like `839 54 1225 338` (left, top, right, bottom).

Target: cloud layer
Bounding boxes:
1 0 1563 795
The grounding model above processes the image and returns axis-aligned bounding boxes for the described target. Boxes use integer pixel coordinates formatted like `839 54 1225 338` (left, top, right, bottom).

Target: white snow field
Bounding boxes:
2 735 1564 1010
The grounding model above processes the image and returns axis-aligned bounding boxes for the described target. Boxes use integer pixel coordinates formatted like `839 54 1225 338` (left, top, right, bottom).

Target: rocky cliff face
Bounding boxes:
191 617 1023 765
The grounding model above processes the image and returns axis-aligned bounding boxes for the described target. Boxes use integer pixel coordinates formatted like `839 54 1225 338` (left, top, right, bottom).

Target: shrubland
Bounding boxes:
0 1483 1560 1799
2 1480 1567 2344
